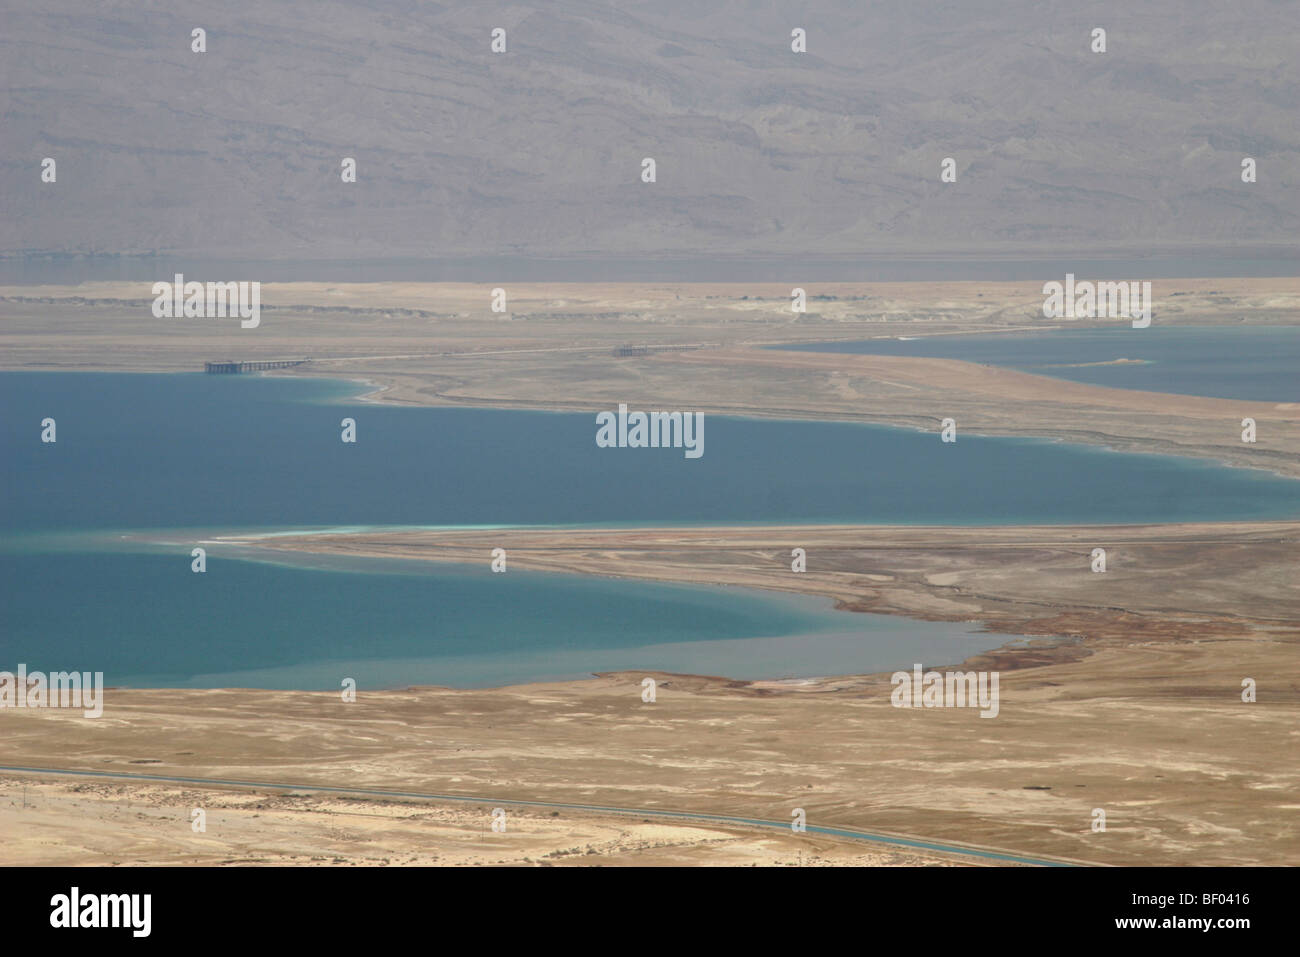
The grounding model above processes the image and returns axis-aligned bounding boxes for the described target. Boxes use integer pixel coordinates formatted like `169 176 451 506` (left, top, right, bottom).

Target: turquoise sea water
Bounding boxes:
2 370 1296 689
0 548 1009 690
774 326 1300 402
3 371 1297 531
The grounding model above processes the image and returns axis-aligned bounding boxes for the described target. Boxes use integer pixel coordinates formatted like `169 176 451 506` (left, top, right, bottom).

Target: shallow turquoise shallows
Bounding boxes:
0 549 1015 690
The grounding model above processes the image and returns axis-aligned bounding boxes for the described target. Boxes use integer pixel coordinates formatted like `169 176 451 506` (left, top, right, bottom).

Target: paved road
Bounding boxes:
0 764 1078 867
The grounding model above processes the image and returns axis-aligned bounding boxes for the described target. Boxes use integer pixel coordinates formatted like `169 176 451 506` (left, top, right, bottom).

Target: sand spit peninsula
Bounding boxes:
242 521 1300 654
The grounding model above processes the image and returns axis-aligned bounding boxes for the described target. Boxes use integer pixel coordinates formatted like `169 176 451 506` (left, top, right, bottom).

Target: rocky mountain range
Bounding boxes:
2 0 1296 262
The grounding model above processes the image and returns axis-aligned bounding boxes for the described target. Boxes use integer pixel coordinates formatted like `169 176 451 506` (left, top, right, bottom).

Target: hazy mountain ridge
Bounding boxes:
1 0 1296 261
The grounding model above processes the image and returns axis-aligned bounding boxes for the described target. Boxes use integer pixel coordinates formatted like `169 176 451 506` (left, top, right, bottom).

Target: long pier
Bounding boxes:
204 359 310 374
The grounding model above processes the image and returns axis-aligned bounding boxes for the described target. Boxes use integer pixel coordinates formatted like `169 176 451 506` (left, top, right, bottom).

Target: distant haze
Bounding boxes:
2 1 1297 263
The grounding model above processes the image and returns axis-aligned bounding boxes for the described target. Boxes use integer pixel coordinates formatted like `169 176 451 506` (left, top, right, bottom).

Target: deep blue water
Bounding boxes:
3 371 1297 532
